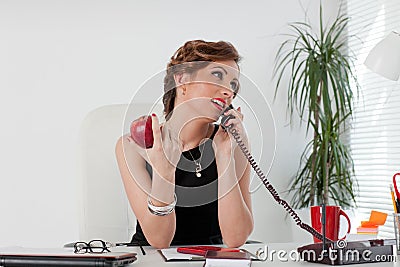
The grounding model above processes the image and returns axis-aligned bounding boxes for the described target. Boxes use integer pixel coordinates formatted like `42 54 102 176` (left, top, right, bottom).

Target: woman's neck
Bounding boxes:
166 111 212 151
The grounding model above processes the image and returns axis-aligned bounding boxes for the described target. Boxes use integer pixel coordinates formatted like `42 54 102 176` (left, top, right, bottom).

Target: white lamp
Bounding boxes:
364 31 400 81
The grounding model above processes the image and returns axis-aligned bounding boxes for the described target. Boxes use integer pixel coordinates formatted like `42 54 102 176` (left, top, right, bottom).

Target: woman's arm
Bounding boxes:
214 108 254 248
216 143 254 248
115 116 179 249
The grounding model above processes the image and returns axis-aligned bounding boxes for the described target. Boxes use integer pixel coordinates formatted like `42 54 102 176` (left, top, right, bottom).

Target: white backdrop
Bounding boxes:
0 0 340 247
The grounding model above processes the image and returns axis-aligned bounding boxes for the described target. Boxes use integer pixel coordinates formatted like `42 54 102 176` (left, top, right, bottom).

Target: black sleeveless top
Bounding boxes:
130 124 223 246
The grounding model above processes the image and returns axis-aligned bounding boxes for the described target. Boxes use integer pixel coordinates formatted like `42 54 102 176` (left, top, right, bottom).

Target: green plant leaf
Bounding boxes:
274 5 359 208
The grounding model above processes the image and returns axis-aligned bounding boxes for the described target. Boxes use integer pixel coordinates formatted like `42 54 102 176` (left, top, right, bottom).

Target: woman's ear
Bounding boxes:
173 72 190 87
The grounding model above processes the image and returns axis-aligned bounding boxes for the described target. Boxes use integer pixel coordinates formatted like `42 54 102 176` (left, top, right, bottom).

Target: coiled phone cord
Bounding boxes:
223 121 333 243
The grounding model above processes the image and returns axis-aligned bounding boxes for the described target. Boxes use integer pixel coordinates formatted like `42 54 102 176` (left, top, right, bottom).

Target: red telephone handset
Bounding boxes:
130 105 234 149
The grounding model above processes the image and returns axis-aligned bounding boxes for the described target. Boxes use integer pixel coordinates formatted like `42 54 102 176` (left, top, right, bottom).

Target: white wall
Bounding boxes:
0 0 340 247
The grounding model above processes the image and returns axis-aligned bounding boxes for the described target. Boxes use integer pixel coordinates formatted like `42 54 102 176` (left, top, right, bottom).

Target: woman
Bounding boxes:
115 40 253 249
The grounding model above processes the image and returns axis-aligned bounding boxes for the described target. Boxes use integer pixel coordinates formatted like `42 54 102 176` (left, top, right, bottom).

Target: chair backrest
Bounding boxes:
78 103 163 242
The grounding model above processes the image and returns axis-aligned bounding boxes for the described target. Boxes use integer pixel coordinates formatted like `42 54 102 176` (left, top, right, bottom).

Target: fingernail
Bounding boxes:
152 113 156 117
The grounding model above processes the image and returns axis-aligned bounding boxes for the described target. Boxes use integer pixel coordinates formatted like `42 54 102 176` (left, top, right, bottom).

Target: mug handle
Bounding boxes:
339 210 352 240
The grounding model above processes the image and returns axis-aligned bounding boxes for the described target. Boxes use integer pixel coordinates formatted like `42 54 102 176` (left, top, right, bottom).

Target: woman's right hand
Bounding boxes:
127 114 182 182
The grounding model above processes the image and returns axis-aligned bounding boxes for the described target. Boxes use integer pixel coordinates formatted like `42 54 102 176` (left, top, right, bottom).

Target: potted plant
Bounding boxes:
273 5 359 208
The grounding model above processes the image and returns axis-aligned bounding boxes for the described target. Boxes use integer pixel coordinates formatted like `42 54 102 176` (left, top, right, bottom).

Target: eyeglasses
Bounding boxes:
74 239 112 254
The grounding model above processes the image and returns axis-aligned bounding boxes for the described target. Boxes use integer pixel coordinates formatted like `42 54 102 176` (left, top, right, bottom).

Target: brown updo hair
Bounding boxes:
163 40 240 120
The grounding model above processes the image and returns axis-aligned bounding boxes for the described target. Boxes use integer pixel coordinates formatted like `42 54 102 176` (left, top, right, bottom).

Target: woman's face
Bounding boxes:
177 60 240 121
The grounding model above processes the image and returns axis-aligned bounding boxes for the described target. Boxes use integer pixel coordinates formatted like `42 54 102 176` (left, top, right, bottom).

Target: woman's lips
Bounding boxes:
212 102 224 111
211 98 226 110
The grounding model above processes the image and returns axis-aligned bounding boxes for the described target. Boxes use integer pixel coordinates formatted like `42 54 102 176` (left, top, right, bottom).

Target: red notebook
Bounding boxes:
177 246 241 257
204 250 251 267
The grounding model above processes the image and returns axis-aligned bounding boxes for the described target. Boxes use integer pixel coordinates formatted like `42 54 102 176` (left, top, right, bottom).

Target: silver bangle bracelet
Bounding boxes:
147 193 177 216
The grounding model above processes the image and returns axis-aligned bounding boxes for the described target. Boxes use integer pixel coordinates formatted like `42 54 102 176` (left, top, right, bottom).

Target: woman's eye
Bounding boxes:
211 71 223 80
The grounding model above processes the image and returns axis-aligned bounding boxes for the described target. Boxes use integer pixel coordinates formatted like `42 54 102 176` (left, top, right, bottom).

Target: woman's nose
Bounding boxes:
221 86 234 99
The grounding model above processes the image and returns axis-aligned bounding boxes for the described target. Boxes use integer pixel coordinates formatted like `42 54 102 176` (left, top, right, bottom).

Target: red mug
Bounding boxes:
310 205 351 243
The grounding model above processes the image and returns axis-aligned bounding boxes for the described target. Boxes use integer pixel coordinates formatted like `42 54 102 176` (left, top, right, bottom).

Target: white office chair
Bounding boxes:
78 103 163 243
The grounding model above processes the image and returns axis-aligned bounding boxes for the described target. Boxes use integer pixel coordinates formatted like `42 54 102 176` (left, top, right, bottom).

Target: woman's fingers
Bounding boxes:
223 106 243 121
151 114 162 148
223 117 242 129
222 106 244 131
156 124 182 168
221 107 247 144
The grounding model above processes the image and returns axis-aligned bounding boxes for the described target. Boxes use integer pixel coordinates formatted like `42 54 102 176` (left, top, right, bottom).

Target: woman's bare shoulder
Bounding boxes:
115 134 145 161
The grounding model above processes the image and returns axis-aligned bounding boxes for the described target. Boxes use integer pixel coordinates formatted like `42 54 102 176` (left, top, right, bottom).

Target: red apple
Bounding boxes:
130 115 154 149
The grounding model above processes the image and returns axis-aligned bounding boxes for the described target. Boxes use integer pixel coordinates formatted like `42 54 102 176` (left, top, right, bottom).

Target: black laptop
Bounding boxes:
0 247 137 267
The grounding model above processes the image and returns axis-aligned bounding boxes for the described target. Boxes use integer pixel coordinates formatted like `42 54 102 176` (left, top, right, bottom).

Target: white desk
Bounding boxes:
122 243 399 266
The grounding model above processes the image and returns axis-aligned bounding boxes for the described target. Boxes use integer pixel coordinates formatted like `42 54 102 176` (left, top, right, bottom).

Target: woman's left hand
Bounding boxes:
213 106 247 158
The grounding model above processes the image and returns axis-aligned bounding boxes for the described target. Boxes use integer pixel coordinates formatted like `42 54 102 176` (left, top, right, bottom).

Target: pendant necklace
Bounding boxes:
187 142 206 178
183 124 210 178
